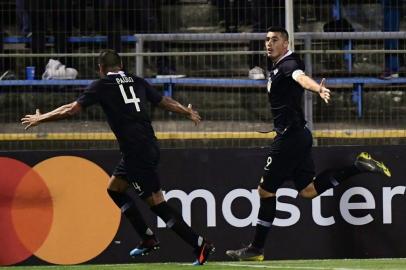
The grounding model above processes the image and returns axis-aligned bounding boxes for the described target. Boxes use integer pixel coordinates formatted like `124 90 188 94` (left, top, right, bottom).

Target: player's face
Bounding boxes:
265 32 289 62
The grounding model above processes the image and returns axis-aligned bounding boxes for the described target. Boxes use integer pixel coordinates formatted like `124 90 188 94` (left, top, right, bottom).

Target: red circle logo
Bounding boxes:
0 156 120 265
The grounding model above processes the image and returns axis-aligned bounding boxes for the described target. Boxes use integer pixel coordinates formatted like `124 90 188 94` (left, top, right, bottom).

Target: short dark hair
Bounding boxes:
98 49 121 68
266 26 289 41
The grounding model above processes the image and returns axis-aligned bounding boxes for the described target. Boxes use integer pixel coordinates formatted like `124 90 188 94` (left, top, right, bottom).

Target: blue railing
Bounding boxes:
1 77 405 117
3 35 138 44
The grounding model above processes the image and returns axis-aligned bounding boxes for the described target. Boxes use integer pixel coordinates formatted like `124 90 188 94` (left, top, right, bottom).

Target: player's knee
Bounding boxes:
299 183 318 198
145 190 165 207
107 176 129 192
258 186 276 198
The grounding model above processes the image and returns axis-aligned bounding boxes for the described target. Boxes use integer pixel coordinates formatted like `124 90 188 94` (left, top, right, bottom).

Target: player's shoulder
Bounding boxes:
129 74 148 83
129 74 154 89
281 53 302 65
279 53 304 71
87 78 104 90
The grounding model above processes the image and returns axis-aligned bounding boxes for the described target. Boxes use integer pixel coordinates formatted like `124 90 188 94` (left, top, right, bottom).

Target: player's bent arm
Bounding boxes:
21 101 82 129
158 96 201 125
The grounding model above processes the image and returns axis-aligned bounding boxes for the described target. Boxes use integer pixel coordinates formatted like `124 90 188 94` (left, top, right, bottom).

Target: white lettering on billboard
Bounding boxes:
157 186 405 228
158 189 216 228
312 188 335 226
222 189 259 227
273 188 300 227
382 186 406 224
339 187 375 225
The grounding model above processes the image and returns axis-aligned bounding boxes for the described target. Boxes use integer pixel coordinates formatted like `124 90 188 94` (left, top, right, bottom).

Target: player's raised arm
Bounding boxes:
21 101 82 130
294 73 331 104
158 96 201 125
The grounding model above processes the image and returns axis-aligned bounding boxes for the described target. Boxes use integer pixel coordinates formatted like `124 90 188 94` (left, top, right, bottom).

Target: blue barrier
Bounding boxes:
3 35 138 44
1 77 405 117
2 77 406 86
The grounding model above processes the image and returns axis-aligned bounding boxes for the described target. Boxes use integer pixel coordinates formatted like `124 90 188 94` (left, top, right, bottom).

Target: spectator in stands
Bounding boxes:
98 0 175 76
381 0 400 79
215 0 248 33
26 0 74 79
0 1 14 79
226 26 391 261
323 0 354 72
248 0 285 79
16 0 30 37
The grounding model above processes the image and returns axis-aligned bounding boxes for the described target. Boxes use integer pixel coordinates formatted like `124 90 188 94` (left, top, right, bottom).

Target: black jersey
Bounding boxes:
76 71 163 152
267 51 306 134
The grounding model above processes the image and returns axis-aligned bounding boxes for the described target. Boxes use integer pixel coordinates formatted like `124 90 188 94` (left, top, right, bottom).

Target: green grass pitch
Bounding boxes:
3 259 406 270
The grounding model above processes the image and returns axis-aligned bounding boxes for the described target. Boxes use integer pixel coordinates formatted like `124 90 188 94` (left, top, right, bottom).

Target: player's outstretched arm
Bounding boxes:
21 101 82 130
158 96 201 125
295 74 331 103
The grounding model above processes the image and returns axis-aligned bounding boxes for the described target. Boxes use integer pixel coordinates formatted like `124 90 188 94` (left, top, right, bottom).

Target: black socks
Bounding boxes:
151 202 200 248
107 189 154 240
252 197 276 249
314 165 362 195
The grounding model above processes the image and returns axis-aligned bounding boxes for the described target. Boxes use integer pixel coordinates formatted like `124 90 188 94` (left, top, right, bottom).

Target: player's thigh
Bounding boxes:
293 150 316 194
108 175 130 192
260 137 293 193
109 158 131 192
123 151 161 201
144 190 166 207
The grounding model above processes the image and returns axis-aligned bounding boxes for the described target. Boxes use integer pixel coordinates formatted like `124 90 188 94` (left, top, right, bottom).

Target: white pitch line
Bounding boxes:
215 263 371 270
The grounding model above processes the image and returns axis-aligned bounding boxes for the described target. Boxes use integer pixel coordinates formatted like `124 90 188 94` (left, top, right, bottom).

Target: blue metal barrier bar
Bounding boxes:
1 77 405 87
3 35 137 44
1 78 405 118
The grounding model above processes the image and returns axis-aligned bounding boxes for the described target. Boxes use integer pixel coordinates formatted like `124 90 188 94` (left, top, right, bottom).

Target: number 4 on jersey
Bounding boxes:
119 84 141 112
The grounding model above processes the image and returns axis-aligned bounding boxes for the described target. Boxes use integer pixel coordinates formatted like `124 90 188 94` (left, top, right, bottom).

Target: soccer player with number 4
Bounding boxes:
226 27 392 261
21 49 215 265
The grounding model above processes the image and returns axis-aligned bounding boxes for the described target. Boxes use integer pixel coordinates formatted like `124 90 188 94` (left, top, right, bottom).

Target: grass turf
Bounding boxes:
2 259 406 270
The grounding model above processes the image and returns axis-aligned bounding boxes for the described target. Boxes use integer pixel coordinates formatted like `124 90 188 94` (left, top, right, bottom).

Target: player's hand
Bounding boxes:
186 104 201 126
21 109 41 130
319 78 331 103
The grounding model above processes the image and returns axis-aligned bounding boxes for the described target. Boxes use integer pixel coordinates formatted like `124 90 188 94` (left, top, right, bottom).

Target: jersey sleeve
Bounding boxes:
143 79 163 105
281 58 305 79
76 80 100 108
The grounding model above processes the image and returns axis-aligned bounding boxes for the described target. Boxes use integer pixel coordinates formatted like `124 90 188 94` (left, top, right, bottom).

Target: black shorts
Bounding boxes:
260 127 315 193
113 142 161 200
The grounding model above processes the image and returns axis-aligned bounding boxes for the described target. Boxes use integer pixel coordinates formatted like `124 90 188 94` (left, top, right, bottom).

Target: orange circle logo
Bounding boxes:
0 156 121 265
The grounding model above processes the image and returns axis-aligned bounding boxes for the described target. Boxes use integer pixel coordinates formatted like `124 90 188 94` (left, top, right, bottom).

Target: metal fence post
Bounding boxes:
304 36 314 131
136 36 144 77
285 0 295 50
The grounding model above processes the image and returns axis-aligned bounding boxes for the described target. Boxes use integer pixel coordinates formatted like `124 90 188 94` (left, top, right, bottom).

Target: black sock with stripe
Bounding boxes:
314 165 362 195
252 197 276 250
151 202 200 248
107 189 154 240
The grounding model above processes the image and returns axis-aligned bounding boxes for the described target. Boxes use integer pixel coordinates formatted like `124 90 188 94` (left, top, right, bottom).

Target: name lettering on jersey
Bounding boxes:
116 76 134 84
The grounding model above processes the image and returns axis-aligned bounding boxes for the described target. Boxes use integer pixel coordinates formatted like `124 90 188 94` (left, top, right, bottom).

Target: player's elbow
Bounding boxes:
65 102 82 116
158 96 173 109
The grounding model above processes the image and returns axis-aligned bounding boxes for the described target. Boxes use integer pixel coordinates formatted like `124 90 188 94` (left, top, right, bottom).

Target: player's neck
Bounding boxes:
106 67 122 73
272 50 291 65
